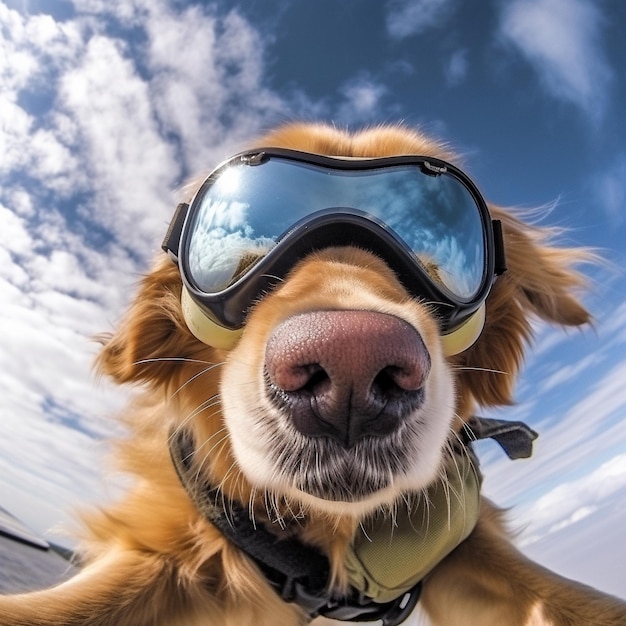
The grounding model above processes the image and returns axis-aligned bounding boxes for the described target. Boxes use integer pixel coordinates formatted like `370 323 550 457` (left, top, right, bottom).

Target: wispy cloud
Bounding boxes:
520 483 626 599
481 354 626 522
518 452 626 545
590 153 626 224
336 74 390 123
535 351 604 396
444 49 468 86
599 299 626 344
474 287 626 596
498 0 613 122
385 0 456 39
0 0 288 537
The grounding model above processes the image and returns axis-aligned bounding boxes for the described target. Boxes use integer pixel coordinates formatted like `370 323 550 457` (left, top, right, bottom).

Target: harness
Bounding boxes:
169 417 537 626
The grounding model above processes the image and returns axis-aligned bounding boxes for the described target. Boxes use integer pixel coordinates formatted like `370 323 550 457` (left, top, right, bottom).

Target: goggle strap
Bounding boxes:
181 288 242 350
162 202 190 260
492 219 507 276
182 279 486 357
440 305 486 357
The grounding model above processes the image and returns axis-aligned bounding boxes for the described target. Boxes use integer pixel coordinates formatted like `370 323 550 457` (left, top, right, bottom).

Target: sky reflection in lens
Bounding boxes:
188 157 485 297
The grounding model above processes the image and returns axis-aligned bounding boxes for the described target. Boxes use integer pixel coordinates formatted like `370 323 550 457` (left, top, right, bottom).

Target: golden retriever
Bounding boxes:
1 123 625 626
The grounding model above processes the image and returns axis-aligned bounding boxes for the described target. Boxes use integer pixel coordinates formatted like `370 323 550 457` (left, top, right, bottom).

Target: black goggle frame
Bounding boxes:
163 149 506 335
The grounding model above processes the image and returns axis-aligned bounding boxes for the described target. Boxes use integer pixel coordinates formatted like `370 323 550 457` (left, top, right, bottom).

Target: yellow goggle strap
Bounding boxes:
181 287 243 350
183 287 485 355
440 304 485 357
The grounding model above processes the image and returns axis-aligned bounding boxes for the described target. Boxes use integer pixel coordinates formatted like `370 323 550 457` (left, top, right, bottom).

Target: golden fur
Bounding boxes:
1 123 625 626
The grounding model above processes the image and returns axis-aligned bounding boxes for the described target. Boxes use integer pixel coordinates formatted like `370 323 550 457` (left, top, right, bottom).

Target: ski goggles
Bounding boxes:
162 149 506 353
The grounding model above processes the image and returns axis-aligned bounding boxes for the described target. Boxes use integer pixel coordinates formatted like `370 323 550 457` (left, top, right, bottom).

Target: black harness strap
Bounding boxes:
169 418 537 624
170 428 328 596
462 416 538 459
169 428 420 625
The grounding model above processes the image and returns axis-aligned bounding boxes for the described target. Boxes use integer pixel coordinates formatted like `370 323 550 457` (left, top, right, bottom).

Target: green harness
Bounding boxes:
169 416 536 625
345 446 480 604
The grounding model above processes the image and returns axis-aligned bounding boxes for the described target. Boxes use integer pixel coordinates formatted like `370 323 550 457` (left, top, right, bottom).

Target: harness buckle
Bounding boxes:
284 580 422 626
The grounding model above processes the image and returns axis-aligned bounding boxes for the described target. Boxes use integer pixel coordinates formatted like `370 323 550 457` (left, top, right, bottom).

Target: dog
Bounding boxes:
1 123 625 626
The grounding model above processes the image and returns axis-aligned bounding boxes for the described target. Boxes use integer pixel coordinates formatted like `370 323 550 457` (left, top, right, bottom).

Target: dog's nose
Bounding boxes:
264 310 430 448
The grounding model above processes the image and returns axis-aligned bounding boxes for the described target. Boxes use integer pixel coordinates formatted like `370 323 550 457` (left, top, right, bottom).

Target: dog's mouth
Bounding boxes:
265 419 426 502
262 309 432 502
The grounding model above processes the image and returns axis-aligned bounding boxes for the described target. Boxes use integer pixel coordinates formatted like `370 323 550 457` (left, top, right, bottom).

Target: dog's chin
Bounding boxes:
295 472 390 504
276 445 444 517
286 480 403 517
285 463 407 517
270 431 414 503
228 421 449 517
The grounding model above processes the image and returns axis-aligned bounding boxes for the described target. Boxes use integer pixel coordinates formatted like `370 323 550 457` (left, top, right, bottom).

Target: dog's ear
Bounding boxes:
96 257 200 387
493 208 592 326
454 207 592 409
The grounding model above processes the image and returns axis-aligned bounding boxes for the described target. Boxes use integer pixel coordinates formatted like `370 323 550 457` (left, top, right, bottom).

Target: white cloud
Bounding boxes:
0 245 130 537
518 452 626 544
0 95 35 173
0 0 290 539
142 5 286 172
0 204 33 255
599 299 626 345
473 285 626 587
535 351 603 395
336 74 389 122
590 153 626 223
444 49 468 86
59 34 178 253
478 350 626 575
499 0 613 121
386 0 456 39
520 484 626 600
0 5 37 91
70 0 145 22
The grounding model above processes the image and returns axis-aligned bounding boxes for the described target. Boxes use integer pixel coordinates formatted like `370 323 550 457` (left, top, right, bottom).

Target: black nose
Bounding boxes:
264 310 430 448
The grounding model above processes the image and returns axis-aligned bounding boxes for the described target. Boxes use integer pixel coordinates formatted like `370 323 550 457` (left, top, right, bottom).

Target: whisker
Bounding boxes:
449 417 473 445
263 489 286 529
182 397 222 426
260 274 285 283
248 486 258 529
170 364 224 398
445 443 467 513
133 357 226 400
281 495 304 526
436 462 452 531
450 366 510 375
418 486 431 534
211 458 244 527
425 300 455 310
358 520 373 543
134 357 220 367
191 430 230 491
168 399 222 441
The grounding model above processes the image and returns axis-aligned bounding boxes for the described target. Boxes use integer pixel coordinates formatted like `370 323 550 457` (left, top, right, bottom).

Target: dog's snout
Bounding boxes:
264 310 430 448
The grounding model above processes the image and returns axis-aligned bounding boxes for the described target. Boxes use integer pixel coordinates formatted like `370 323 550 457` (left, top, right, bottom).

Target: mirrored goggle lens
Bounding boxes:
185 155 486 300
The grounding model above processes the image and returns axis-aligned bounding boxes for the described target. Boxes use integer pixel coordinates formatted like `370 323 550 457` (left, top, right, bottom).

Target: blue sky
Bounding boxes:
1 0 625 611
